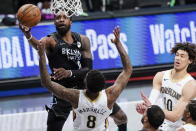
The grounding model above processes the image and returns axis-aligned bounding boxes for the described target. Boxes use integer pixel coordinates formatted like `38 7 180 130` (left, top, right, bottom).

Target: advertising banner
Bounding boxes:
1 11 196 80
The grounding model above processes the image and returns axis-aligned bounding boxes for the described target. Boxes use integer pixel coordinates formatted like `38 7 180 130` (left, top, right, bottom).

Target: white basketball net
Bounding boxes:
50 0 83 17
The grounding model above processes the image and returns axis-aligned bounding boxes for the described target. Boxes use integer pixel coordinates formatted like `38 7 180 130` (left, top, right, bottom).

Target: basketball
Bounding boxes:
17 4 41 27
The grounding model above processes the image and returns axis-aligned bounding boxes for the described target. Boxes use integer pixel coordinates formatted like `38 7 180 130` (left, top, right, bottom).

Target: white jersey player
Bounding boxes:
159 69 194 130
176 100 196 131
136 42 196 131
38 26 132 131
73 90 111 131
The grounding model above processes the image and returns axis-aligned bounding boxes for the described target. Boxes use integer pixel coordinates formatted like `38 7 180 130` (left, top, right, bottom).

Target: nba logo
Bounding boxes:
77 42 81 48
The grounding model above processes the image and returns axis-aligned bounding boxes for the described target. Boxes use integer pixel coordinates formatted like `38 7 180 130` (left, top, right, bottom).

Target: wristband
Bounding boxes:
69 70 73 77
149 88 160 105
27 34 32 41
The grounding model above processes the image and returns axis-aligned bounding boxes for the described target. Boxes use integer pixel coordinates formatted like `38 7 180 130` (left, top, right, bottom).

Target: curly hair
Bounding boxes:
188 100 196 121
170 42 196 65
147 105 165 129
86 70 105 93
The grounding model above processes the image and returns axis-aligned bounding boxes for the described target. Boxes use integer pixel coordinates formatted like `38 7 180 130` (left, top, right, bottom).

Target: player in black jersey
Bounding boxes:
19 12 128 131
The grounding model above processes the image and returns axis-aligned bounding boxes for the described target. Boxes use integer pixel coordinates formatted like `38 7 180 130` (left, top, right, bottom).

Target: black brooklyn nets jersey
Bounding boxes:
47 32 83 88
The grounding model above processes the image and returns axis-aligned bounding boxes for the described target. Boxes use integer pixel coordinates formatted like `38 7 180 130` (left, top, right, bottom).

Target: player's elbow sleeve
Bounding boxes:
149 88 160 105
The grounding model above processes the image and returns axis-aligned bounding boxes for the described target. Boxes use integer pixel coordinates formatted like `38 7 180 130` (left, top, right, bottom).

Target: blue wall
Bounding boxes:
1 11 196 80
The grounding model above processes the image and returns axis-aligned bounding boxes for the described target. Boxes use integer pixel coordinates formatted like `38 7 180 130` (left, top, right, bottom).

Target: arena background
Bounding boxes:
0 0 196 130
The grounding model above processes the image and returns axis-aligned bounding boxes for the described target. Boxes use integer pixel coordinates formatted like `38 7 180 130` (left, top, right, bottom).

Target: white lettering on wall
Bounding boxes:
86 29 128 60
120 33 128 53
24 37 34 66
165 29 174 53
12 36 24 67
0 37 12 68
107 33 118 59
33 48 39 66
174 24 181 43
190 21 196 43
86 29 97 59
181 28 190 42
150 24 165 54
149 21 196 55
98 34 109 60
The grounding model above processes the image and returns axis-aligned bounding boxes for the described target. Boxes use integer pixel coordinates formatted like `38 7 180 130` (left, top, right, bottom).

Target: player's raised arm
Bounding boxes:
37 41 79 108
19 24 52 50
19 24 39 49
106 26 132 109
64 35 93 80
17 4 43 50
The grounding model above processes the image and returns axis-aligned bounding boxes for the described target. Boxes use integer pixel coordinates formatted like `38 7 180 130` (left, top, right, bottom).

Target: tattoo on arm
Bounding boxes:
107 42 132 105
50 82 79 104
70 36 93 81
81 36 92 59
39 53 79 104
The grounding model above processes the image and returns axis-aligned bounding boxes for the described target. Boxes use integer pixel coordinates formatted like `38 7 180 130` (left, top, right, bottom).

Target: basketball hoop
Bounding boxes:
50 0 83 17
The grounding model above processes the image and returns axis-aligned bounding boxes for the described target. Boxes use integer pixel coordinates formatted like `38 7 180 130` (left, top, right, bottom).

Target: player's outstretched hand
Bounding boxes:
140 90 151 107
136 90 152 114
136 103 147 115
53 68 72 80
111 26 120 44
19 23 31 34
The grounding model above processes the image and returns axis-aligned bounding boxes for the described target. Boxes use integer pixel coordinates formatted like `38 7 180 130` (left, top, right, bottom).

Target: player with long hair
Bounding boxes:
136 42 196 130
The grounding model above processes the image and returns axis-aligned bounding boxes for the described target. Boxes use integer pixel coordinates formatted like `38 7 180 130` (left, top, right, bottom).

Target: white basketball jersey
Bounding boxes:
182 123 196 131
72 90 112 131
159 69 194 131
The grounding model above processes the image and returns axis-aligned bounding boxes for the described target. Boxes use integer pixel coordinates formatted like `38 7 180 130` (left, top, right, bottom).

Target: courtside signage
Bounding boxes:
0 11 196 79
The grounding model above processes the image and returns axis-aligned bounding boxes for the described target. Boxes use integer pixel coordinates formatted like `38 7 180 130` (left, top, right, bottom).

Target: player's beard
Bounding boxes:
56 24 71 36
